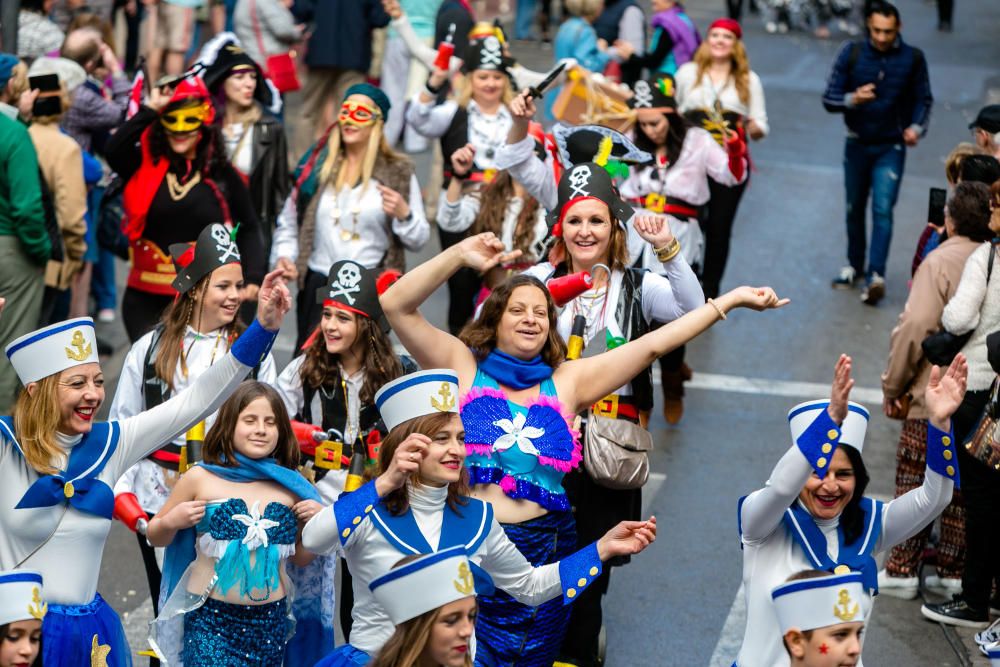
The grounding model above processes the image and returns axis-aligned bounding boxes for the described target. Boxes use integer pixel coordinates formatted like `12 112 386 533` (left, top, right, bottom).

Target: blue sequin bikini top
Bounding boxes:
461 368 581 512
196 498 298 600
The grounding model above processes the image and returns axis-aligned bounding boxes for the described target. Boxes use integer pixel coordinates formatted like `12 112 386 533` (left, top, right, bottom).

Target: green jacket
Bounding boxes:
0 115 50 264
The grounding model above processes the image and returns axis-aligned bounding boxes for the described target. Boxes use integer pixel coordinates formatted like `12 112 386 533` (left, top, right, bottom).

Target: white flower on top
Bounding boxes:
492 413 545 456
231 500 279 549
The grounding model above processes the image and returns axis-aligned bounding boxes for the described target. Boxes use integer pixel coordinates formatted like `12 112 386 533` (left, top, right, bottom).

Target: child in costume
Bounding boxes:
772 571 867 667
368 546 478 667
0 271 288 667
302 369 659 666
146 381 323 666
0 570 46 667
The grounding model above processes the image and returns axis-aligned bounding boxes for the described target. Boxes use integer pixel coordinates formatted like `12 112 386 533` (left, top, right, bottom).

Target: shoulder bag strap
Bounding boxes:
249 0 269 61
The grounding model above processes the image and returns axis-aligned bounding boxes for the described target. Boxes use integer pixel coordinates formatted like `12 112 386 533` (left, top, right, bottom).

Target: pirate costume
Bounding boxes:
0 312 278 667
736 400 956 666
303 370 603 667
109 224 277 623
105 76 268 343
269 83 429 349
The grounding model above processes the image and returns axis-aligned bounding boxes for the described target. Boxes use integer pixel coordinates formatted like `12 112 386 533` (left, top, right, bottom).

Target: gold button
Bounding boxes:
589 566 599 576
817 457 827 468
578 578 587 587
353 517 361 525
342 528 350 538
943 450 953 460
364 504 373 513
827 429 839 440
834 565 851 574
942 436 952 446
821 443 832 454
946 465 955 476
63 481 74 498
567 588 576 598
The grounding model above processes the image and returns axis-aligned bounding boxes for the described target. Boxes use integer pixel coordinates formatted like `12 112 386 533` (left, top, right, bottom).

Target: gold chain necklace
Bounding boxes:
166 172 202 201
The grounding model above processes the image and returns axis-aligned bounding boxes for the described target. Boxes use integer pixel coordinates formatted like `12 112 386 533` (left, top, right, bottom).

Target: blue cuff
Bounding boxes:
927 422 960 489
797 409 842 477
558 542 602 605
333 480 380 546
230 319 278 367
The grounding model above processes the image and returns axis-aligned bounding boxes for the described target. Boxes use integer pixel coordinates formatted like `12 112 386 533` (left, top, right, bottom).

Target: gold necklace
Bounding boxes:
331 187 361 242
166 172 202 201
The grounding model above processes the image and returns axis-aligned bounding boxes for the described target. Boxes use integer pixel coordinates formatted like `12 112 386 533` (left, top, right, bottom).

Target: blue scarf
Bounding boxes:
478 350 553 390
161 453 320 601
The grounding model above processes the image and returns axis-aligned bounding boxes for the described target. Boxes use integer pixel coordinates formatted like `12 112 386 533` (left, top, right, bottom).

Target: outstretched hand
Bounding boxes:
925 353 968 431
597 516 657 559
456 232 522 274
255 269 292 330
509 89 537 122
730 286 790 312
827 354 854 425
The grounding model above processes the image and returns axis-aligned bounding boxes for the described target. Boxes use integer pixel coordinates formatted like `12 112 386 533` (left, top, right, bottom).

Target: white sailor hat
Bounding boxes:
374 369 460 432
370 546 477 625
0 570 46 625
788 400 870 452
5 318 100 385
988 645 1000 666
772 572 868 634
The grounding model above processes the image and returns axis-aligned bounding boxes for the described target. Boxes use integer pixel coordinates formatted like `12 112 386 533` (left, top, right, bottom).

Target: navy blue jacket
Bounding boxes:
292 0 389 71
822 37 933 144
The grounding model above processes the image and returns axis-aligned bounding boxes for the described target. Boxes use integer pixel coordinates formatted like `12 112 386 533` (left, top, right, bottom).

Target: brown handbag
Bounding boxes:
964 379 1000 471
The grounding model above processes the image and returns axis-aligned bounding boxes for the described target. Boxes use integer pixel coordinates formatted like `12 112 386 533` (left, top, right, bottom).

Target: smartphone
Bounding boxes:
28 74 61 117
928 187 947 227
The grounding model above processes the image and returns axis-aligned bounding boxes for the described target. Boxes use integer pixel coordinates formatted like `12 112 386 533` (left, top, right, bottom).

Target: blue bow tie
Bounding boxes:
16 474 116 518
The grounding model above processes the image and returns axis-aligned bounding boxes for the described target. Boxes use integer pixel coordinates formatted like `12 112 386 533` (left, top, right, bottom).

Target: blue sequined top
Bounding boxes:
461 369 581 512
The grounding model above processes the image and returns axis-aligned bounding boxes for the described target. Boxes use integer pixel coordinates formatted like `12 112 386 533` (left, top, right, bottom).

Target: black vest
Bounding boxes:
593 0 641 43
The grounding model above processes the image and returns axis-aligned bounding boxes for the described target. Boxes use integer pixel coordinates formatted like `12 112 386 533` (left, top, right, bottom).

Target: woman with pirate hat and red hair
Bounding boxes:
108 223 277 630
105 75 268 343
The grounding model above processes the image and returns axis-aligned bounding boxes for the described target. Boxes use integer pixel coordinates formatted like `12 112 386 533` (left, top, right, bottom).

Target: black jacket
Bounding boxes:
247 112 291 251
293 0 389 71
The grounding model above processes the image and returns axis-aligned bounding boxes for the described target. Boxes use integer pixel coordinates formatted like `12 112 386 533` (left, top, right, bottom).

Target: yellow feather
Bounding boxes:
594 135 613 167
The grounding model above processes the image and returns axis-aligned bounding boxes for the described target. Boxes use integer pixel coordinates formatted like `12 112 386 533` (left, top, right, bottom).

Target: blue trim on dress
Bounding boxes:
230 319 278 367
771 572 865 599
926 422 960 488
794 409 842 477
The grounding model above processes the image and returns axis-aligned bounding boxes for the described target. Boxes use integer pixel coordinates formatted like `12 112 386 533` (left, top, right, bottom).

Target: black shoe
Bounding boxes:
921 596 989 628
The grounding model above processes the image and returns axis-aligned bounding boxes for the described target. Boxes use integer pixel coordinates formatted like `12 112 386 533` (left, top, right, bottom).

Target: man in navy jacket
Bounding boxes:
822 0 932 306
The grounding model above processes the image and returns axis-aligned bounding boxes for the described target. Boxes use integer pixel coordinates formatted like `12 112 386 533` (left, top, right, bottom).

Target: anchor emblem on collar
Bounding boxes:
833 588 859 622
430 382 456 412
65 330 92 361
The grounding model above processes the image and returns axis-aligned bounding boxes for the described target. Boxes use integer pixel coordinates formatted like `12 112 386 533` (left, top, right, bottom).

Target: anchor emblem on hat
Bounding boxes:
430 382 455 412
65 330 92 362
28 586 46 620
833 588 859 622
454 561 474 595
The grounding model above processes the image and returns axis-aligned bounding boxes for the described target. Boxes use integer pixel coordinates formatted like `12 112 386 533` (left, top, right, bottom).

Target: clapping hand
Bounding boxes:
827 354 854 425
597 516 657 559
456 232 522 274
255 269 292 330
925 353 968 431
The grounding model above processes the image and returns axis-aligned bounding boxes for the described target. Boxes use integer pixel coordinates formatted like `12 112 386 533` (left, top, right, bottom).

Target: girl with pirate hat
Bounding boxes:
302 369 657 667
105 74 269 343
736 354 961 666
379 230 785 663
198 34 290 258
0 267 290 666
269 82 430 349
108 223 277 633
274 259 417 659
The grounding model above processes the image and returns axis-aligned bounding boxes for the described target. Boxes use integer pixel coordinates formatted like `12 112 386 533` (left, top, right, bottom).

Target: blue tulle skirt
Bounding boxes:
43 593 133 667
314 644 371 667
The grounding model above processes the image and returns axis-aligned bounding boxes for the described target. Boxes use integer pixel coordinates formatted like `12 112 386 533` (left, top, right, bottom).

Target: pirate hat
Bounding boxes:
168 223 242 294
548 162 634 233
199 33 275 112
552 124 652 168
628 75 678 112
316 260 390 333
461 35 512 77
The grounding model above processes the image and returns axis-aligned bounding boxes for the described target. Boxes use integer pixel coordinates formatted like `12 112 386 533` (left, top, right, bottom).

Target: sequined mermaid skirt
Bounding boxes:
182 597 291 666
474 510 577 667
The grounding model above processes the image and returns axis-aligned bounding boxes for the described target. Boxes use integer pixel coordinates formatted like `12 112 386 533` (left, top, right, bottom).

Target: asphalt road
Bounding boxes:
92 0 1000 664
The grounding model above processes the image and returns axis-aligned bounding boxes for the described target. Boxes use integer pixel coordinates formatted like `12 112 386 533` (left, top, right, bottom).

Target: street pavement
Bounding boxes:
92 0 1000 664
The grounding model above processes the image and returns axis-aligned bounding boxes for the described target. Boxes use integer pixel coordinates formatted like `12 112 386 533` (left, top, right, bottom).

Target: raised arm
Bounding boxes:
381 233 519 381
497 90 557 210
555 286 788 411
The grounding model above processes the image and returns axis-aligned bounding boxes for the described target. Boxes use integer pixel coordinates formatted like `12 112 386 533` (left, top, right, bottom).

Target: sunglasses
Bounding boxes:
338 101 381 127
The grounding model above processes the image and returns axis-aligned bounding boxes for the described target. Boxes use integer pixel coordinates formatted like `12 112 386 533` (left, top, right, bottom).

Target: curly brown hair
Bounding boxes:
458 274 566 368
472 172 542 262
202 381 299 469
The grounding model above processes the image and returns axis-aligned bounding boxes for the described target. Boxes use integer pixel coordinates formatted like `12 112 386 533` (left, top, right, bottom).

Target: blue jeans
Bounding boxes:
515 0 537 39
843 138 906 280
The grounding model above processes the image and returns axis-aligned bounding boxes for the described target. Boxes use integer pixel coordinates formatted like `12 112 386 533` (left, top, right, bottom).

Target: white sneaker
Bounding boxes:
765 21 778 33
97 308 116 323
924 574 963 596
877 569 918 599
976 619 1000 649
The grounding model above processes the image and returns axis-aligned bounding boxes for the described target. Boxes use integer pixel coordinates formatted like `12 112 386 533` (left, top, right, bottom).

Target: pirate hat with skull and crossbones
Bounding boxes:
169 223 242 294
627 75 677 112
461 35 512 77
547 162 634 236
317 260 391 333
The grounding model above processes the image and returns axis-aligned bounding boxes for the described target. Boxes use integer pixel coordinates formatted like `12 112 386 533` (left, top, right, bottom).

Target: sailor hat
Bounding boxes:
369 546 476 625
374 369 460 432
988 645 1000 666
5 318 100 385
788 400 869 453
0 570 46 625
772 572 868 634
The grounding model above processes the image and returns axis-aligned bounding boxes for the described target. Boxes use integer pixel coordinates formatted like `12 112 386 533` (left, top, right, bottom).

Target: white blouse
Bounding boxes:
405 99 512 173
674 62 769 137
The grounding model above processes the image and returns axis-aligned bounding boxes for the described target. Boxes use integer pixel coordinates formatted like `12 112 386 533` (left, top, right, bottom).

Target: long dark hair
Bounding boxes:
472 172 541 260
148 103 231 178
203 381 299 469
634 110 691 166
0 621 43 667
838 444 871 546
458 274 567 368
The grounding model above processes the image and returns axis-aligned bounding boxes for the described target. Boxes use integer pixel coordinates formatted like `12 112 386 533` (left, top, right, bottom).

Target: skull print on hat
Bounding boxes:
547 161 635 231
317 260 390 333
169 223 242 294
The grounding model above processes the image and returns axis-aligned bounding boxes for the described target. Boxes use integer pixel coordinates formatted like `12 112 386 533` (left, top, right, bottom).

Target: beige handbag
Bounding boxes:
583 411 654 490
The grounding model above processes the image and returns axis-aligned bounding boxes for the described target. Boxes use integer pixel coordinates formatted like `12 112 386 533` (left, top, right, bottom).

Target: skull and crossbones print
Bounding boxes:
329 262 363 304
568 165 592 199
210 224 241 262
632 80 653 108
481 36 502 67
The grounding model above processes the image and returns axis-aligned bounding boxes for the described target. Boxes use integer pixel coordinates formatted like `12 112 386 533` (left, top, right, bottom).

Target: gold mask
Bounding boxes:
338 101 381 128
160 101 211 134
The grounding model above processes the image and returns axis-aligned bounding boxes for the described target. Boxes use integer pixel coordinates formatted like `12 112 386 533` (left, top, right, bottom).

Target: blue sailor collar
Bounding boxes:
782 496 883 593
0 416 120 519
370 496 493 556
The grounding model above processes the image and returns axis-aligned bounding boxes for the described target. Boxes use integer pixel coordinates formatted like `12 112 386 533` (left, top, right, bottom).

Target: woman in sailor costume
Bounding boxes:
0 269 290 666
0 570 47 667
368 547 478 667
110 223 277 619
736 354 962 667
302 370 657 666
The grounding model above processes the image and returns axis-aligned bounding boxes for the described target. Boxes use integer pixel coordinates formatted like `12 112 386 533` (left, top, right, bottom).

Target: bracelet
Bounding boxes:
707 298 727 321
425 78 445 96
654 238 681 263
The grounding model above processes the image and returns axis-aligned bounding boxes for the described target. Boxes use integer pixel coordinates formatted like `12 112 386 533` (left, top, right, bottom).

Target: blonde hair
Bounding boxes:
3 61 29 103
455 72 515 109
945 142 986 186
318 117 401 195
13 375 64 475
690 38 752 106
369 605 474 667
565 0 603 19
